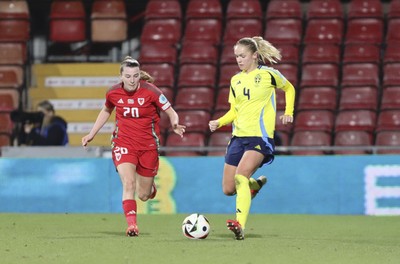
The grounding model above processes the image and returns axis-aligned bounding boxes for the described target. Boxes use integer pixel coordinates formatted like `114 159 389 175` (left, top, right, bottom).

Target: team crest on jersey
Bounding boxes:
159 94 168 104
138 98 145 105
128 99 134 104
255 74 262 84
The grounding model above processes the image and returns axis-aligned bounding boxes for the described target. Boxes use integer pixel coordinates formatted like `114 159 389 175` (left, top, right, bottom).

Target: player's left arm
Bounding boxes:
164 107 186 137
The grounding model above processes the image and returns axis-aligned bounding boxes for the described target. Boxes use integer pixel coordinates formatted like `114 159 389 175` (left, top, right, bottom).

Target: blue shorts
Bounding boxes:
225 136 275 167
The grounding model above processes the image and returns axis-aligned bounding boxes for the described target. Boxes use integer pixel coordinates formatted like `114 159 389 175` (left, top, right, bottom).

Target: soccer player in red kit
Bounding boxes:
82 57 186 237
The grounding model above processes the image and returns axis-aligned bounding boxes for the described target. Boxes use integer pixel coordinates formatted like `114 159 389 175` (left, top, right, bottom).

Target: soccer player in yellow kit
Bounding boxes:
209 36 295 240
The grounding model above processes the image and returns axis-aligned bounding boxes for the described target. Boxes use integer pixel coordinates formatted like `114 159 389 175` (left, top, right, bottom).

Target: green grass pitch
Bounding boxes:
1 214 399 264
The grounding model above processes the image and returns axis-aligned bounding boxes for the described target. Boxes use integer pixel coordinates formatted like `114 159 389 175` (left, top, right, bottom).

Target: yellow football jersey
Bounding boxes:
218 65 295 138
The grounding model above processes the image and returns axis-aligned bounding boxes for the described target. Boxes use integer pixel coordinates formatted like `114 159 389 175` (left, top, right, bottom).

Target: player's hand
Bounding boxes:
279 114 293 125
81 134 93 148
208 120 219 132
173 124 186 138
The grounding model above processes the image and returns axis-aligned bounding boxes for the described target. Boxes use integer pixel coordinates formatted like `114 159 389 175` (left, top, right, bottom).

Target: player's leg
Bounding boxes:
136 149 159 201
136 174 156 202
222 163 237 196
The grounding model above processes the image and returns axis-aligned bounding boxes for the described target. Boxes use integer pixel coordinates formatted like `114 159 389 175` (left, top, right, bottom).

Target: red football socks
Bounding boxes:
122 199 137 226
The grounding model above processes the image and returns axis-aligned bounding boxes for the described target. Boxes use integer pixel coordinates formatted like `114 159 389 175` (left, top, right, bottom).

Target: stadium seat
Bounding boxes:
276 88 286 111
376 110 400 132
215 87 230 111
306 0 343 21
159 111 170 134
0 43 26 65
275 110 293 134
276 44 299 65
273 63 299 87
386 18 400 44
211 110 232 132
303 19 343 45
294 110 335 133
383 63 400 88
182 18 221 46
302 44 341 65
218 64 239 88
381 87 400 110
175 110 210 133
0 113 13 134
144 0 182 21
297 87 337 111
139 44 177 65
0 89 19 111
290 131 332 155
264 19 302 46
0 66 23 89
140 19 181 46
179 44 218 65
0 0 29 19
388 0 400 20
335 110 377 133
342 43 380 64
174 88 214 112
207 132 231 156
141 63 175 88
334 131 373 155
226 0 263 21
178 64 216 89
0 133 11 147
91 0 127 42
300 64 339 89
160 87 174 105
266 0 302 21
339 87 378 111
164 132 206 156
223 19 263 46
185 0 222 21
49 0 86 42
220 44 236 65
375 131 400 154
341 63 379 89
347 0 383 20
383 43 400 64
0 19 30 42
345 18 383 45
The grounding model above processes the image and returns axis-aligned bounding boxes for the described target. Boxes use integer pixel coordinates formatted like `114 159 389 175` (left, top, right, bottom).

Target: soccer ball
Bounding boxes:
182 213 210 239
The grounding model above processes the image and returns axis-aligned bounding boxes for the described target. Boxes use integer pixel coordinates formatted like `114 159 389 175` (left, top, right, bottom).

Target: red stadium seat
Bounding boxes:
276 88 286 111
0 66 23 89
182 19 221 46
342 43 380 64
335 110 376 133
49 0 86 42
376 110 400 132
139 44 177 65
0 113 13 134
290 131 332 155
215 87 230 111
141 63 175 88
220 44 236 65
388 0 400 20
345 18 383 45
300 64 339 89
178 64 216 89
0 133 11 147
174 88 214 112
383 43 400 64
185 0 222 21
302 44 341 65
347 0 383 20
91 0 127 42
306 0 343 21
386 18 400 44
0 19 29 42
381 87 400 110
218 64 239 88
175 110 211 133
141 19 181 46
275 110 293 134
266 0 302 21
145 0 182 21
297 87 337 111
179 44 218 65
273 63 299 87
303 19 343 45
264 19 302 45
375 131 400 154
0 89 19 111
383 63 400 88
159 111 170 134
294 110 335 133
0 0 29 19
276 44 299 65
207 132 231 156
339 87 378 111
226 0 263 21
341 63 379 89
223 19 263 46
164 132 206 156
0 43 26 65
334 131 373 155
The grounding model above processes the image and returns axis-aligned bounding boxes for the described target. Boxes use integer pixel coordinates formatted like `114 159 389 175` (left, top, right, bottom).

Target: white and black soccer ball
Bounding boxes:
182 213 210 239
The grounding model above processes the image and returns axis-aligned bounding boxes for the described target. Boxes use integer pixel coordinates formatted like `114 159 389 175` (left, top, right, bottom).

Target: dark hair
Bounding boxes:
120 56 140 74
37 100 55 112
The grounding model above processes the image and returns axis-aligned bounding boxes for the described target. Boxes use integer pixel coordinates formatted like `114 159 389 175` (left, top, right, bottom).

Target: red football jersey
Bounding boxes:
105 80 171 150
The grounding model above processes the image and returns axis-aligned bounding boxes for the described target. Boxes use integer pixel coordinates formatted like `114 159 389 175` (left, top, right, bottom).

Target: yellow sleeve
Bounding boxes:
269 69 296 116
217 107 236 128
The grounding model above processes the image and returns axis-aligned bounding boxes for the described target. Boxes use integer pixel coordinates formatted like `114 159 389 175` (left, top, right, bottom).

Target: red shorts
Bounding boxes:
112 146 159 177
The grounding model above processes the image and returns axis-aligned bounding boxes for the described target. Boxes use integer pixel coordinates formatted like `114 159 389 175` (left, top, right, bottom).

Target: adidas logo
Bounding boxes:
254 145 261 150
127 210 136 215
118 98 124 104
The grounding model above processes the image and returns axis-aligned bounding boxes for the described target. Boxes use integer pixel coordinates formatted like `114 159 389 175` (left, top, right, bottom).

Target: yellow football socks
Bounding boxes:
235 174 251 229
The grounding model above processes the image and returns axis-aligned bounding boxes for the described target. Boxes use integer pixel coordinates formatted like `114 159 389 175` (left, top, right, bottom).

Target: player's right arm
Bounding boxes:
82 106 113 147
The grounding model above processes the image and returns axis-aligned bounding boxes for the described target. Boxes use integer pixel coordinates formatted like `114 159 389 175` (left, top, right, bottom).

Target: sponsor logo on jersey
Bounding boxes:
128 99 134 104
118 98 124 104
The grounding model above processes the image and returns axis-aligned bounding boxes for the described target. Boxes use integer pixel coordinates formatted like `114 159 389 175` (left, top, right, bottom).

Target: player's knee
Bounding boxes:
222 186 236 196
138 192 150 202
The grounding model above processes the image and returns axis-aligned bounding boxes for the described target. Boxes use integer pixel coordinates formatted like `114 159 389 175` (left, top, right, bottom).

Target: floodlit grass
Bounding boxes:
1 214 399 264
